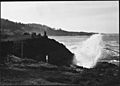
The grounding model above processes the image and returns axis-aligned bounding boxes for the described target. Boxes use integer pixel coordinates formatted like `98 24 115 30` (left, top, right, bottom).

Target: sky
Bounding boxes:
1 1 119 33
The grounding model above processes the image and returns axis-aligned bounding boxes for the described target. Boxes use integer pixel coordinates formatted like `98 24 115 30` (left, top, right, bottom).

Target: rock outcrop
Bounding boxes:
1 37 74 66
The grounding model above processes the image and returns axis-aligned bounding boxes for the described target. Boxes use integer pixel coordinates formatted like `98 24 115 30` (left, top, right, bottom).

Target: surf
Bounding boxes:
72 34 104 68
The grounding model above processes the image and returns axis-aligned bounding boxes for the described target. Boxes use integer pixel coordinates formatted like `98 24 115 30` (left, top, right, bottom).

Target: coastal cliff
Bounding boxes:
1 36 74 66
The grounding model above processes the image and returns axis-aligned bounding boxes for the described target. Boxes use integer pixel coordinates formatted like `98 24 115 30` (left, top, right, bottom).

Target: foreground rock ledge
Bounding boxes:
0 61 119 85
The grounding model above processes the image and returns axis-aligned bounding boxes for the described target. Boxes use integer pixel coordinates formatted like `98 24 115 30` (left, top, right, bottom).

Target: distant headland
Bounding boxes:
1 18 97 39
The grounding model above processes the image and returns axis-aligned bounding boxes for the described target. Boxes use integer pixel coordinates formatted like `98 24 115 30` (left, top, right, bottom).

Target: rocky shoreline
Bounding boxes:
0 59 119 85
0 37 119 85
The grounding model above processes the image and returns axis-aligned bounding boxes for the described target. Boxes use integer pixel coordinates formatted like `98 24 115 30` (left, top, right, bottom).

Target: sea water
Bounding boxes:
49 34 119 68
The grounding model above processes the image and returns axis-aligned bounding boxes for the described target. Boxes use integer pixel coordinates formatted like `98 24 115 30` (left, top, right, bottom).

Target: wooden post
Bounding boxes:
46 55 48 63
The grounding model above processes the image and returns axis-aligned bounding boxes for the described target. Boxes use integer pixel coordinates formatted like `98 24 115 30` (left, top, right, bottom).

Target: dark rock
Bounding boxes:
70 62 119 85
94 62 118 69
1 37 74 66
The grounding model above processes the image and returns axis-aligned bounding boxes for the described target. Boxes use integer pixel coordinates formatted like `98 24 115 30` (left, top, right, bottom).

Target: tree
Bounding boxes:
31 32 37 38
23 32 30 35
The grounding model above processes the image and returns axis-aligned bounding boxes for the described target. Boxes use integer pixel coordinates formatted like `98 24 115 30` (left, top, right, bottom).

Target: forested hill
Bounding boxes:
1 18 96 37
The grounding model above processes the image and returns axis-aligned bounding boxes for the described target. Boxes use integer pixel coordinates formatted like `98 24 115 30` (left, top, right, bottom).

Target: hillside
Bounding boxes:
1 18 96 37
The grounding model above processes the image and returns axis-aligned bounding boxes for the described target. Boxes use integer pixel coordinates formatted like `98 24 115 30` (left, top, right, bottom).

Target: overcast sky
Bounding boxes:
1 1 119 33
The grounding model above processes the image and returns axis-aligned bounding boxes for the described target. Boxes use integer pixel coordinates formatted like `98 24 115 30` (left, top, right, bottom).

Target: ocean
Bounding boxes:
49 34 119 68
